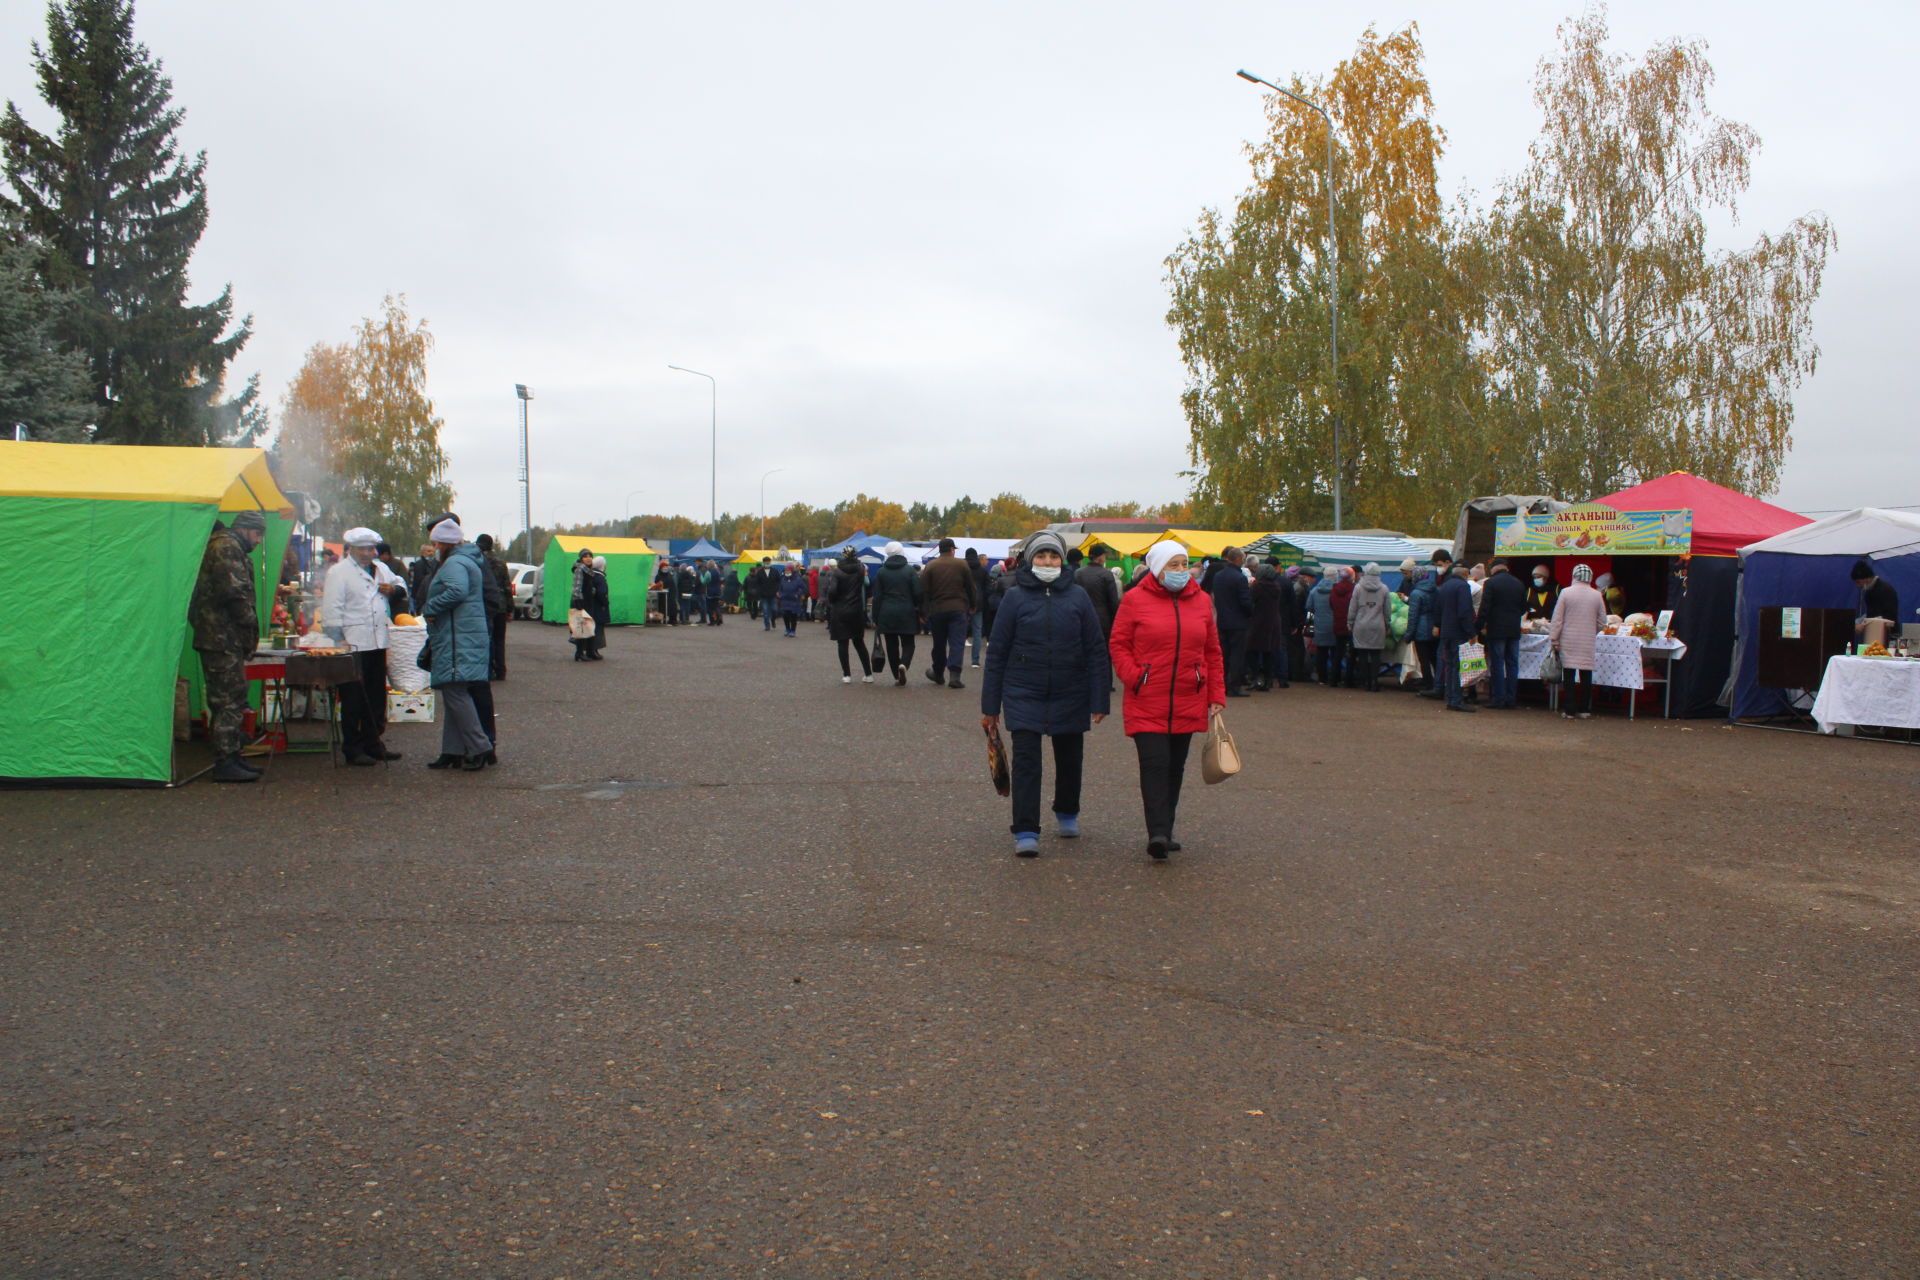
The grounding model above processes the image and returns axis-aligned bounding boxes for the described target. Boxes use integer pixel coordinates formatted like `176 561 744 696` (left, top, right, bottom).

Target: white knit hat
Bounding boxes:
1143 540 1187 577
429 519 464 544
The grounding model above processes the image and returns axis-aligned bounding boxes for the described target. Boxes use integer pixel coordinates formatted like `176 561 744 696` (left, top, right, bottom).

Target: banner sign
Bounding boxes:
1495 505 1692 556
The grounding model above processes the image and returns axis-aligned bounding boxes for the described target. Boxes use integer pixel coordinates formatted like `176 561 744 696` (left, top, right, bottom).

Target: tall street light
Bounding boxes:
759 467 785 549
1237 69 1342 531
668 364 717 542
514 384 535 559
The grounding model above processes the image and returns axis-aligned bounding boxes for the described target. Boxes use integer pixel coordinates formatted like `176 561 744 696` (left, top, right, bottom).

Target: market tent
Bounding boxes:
1248 532 1432 586
805 533 891 564
1729 509 1920 719
676 538 733 562
1149 529 1275 558
1075 531 1162 560
1597 473 1811 718
1453 495 1566 563
541 535 660 625
0 442 292 785
945 536 1019 564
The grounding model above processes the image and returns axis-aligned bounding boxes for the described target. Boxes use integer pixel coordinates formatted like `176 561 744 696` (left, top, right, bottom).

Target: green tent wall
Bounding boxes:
542 535 658 626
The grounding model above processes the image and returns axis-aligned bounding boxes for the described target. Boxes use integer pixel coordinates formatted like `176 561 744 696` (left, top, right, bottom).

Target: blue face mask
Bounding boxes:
1161 570 1191 592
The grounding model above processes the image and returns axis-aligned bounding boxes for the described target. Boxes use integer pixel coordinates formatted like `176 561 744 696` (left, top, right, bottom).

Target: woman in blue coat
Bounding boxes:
422 522 495 771
979 531 1111 857
1404 567 1440 693
1306 571 1337 684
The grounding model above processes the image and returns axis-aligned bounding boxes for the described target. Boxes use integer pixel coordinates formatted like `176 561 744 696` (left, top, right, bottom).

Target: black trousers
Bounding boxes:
1353 647 1380 691
1132 732 1193 839
1220 626 1249 691
1010 730 1083 835
1562 667 1596 714
882 632 916 672
1334 636 1354 686
1415 639 1439 689
836 634 872 677
337 647 390 757
488 611 508 679
471 679 497 746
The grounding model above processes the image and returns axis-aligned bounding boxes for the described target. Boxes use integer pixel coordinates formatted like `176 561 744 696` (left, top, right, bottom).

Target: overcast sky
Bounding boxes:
4 0 1914 537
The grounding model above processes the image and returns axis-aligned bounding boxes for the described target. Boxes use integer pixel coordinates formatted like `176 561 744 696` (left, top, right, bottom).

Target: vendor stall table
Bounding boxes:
245 650 359 764
1810 655 1920 736
1516 633 1688 718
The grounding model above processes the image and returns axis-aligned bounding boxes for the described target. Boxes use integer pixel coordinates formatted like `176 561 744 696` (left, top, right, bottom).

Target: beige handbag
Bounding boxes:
1201 709 1241 784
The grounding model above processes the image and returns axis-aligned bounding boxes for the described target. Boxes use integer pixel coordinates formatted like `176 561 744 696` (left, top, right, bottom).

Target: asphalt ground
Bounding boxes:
3 613 1917 1278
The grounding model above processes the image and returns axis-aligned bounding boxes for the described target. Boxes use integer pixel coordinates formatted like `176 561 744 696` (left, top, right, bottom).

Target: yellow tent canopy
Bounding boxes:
0 441 291 511
735 547 802 563
1075 531 1166 558
1149 529 1276 558
552 534 661 556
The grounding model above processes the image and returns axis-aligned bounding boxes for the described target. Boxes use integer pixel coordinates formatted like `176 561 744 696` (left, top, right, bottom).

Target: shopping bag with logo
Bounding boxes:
568 608 597 640
1201 709 1242 785
1458 641 1488 687
983 721 1011 796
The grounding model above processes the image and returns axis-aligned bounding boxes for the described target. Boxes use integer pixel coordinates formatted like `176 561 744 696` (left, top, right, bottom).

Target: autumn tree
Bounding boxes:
2 0 255 445
273 295 452 538
1168 25 1489 534
833 494 909 540
1476 9 1834 497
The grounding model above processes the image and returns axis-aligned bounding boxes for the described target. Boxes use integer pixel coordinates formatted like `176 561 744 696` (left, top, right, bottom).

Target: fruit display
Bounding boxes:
391 613 421 627
1862 643 1891 657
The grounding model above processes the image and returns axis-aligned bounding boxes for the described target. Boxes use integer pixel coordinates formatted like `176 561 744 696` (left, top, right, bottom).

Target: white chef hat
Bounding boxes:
342 526 381 546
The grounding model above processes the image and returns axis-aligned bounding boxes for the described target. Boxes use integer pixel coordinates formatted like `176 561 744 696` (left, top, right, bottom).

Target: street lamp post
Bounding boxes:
759 467 785 549
624 489 647 528
514 384 534 560
667 365 717 542
1236 69 1342 531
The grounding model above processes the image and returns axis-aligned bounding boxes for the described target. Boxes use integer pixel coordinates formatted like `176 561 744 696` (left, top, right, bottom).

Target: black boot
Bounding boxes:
461 754 487 771
426 753 462 769
211 756 259 783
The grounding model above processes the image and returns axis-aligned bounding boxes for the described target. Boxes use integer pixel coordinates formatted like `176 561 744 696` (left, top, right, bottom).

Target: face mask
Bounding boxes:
1031 565 1061 583
1532 577 1545 588
1161 570 1191 591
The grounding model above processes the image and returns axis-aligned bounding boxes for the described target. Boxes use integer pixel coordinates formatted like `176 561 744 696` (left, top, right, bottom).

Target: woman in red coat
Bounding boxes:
1107 540 1227 860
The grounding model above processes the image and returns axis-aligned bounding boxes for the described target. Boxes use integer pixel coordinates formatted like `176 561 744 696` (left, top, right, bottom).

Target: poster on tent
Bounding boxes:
1495 505 1692 557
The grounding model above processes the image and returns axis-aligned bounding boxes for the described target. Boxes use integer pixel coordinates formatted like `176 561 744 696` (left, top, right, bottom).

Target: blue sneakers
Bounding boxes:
1013 832 1040 858
1056 813 1080 839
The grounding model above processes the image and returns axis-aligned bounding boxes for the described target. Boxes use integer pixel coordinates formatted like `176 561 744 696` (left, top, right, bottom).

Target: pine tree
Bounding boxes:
1 0 253 446
0 213 91 439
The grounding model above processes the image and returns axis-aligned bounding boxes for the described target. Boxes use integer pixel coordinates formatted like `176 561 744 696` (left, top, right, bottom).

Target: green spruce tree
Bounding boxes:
0 212 92 439
1 0 254 446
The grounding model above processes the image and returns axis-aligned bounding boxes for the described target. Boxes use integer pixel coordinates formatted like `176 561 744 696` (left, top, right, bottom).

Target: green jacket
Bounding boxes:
189 525 258 654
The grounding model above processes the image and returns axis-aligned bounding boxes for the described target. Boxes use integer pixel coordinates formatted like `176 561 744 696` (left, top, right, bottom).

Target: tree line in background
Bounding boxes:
1167 10 1835 535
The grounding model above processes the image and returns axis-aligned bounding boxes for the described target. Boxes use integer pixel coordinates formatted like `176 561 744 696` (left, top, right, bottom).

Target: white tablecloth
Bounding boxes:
1811 656 1920 733
1517 632 1658 689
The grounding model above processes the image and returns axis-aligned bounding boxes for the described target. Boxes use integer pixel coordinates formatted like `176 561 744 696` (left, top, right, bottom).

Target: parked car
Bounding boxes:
510 564 541 619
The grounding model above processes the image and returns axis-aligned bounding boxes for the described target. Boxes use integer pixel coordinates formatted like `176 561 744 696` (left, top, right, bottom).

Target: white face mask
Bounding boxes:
1161 570 1191 591
1031 565 1061 583
1532 577 1545 587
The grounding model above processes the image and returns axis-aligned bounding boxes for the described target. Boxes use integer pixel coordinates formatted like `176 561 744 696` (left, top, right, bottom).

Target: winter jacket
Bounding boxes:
322 558 391 652
1073 562 1122 635
1108 572 1226 737
1436 571 1477 644
742 568 764 605
1549 583 1608 671
1524 580 1559 620
825 556 869 640
1406 571 1438 642
1306 578 1337 645
872 555 924 634
1211 562 1253 632
189 524 258 654
1477 569 1528 639
423 543 492 686
1346 575 1392 650
776 572 808 613
1248 574 1287 650
922 554 977 615
702 567 723 599
1330 577 1355 637
980 567 1110 734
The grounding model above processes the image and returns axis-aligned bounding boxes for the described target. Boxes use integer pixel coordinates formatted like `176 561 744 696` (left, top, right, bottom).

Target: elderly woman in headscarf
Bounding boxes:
1247 562 1289 690
980 531 1110 858
1549 562 1608 719
1345 562 1393 693
825 545 875 683
574 555 610 661
322 526 406 765
1107 539 1223 860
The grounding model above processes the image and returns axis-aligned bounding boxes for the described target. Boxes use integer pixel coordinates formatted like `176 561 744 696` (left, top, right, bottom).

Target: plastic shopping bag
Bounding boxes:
1458 641 1488 687
568 608 597 640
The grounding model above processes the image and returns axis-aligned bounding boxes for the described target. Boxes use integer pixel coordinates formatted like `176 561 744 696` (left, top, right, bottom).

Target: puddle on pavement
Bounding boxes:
536 778 684 800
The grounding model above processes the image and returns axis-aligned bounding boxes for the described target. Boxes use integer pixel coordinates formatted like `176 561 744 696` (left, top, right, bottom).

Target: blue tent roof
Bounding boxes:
805 533 892 563
676 538 732 561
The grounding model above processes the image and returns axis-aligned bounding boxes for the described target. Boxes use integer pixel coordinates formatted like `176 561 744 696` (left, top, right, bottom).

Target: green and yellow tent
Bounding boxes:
541 535 660 625
0 442 293 785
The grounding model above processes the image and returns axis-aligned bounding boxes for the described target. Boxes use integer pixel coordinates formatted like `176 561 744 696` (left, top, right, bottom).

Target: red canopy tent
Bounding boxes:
1598 472 1808 558
1592 473 1810 716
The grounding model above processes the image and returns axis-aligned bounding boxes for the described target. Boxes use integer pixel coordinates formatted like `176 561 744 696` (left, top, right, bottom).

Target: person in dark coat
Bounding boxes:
654 563 679 625
921 537 978 688
1073 543 1123 637
1329 566 1357 688
979 531 1110 858
574 556 610 660
476 534 512 680
1210 546 1254 697
422 521 496 768
677 563 700 625
825 549 875 683
1107 539 1224 860
1248 563 1290 690
1475 557 1528 709
776 564 808 636
702 560 724 624
872 542 925 685
965 547 992 667
409 539 441 615
1407 568 1440 694
742 560 764 627
1434 560 1477 712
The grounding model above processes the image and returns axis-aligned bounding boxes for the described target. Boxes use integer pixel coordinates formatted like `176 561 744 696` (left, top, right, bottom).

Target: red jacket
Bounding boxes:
1330 577 1354 636
1108 574 1226 736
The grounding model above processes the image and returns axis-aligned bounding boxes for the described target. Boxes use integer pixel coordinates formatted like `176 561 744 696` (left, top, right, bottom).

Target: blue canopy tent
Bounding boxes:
805 533 891 565
1730 509 1920 719
675 538 733 562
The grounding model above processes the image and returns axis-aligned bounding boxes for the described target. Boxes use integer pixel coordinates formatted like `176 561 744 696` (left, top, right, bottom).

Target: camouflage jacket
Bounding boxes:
190 525 259 653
